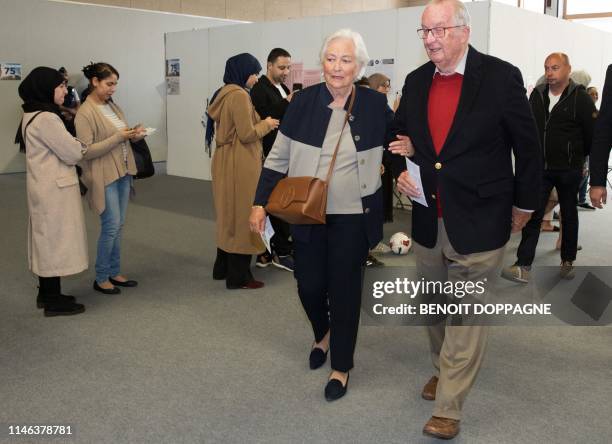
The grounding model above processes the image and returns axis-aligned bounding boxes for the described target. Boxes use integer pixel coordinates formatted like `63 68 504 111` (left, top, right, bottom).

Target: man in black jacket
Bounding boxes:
502 53 597 282
250 48 294 271
590 64 612 208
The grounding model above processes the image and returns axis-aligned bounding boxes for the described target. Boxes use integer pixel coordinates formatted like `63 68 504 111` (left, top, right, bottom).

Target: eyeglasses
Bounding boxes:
416 25 465 39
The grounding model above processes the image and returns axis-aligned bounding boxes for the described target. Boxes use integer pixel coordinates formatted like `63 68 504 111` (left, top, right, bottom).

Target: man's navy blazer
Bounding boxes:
392 45 542 255
590 64 612 187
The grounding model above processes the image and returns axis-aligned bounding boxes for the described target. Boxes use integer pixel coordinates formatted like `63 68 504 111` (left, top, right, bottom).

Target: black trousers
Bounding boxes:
293 214 370 372
382 160 394 223
517 169 582 265
213 248 253 288
269 215 292 256
38 276 61 295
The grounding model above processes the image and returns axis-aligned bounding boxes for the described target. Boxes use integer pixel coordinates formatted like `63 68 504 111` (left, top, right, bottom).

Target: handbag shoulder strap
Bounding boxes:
325 85 356 184
24 111 44 135
18 111 45 152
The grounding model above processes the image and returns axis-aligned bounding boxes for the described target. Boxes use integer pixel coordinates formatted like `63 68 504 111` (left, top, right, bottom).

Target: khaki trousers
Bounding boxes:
412 219 505 420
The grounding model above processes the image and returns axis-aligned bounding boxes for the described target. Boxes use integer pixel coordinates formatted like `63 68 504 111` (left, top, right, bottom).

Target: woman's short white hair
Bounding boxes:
319 29 369 80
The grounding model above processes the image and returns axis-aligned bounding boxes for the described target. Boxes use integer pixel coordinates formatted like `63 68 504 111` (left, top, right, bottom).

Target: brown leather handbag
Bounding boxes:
265 87 356 224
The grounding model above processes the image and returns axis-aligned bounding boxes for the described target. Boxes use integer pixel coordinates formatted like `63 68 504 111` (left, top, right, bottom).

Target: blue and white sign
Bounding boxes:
1 63 21 80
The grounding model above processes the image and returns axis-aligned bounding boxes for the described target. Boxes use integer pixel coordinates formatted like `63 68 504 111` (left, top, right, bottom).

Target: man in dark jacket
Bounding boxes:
502 53 597 282
590 64 612 208
250 48 294 271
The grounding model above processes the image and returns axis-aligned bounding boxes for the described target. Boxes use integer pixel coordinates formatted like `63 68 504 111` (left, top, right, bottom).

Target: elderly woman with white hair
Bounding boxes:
249 29 411 401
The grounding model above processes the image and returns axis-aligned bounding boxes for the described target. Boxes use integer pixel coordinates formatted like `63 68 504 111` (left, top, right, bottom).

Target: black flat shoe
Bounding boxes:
325 373 349 402
37 294 76 309
309 346 329 370
93 281 121 294
109 277 138 287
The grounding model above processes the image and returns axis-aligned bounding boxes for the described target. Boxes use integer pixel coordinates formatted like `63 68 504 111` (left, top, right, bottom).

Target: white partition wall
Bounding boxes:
489 2 612 94
166 0 611 181
0 0 240 174
165 1 490 180
165 29 212 181
166 16 327 179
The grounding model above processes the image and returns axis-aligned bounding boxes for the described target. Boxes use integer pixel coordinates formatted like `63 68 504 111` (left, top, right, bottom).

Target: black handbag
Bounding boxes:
130 139 155 179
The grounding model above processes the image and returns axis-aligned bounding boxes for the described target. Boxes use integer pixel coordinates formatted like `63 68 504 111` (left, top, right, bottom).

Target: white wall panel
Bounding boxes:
166 1 611 181
0 0 237 174
489 2 611 94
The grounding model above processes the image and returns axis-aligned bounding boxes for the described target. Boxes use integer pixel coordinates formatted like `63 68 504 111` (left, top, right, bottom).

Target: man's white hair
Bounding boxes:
319 28 369 79
427 0 472 27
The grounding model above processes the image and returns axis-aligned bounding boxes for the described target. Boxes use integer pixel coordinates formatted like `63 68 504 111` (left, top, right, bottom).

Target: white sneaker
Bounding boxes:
371 242 392 255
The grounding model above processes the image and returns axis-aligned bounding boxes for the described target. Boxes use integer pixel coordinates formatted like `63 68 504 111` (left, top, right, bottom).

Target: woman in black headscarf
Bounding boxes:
205 53 279 289
17 67 88 317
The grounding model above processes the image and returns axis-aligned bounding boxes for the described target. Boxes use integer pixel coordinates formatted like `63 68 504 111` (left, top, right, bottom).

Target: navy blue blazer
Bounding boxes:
392 46 542 255
590 64 612 187
254 83 394 248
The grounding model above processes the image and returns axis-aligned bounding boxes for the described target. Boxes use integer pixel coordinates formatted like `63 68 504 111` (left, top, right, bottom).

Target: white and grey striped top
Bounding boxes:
98 104 128 165
315 107 362 214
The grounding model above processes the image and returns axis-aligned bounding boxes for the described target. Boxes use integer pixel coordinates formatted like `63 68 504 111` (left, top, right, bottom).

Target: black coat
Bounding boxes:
590 64 612 187
250 75 290 156
392 45 542 255
529 80 596 170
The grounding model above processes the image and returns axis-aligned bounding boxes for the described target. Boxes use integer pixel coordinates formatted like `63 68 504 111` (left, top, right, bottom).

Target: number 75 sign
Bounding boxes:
1 63 22 80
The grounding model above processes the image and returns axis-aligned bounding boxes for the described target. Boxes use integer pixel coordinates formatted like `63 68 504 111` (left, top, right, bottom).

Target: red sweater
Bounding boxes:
427 72 463 217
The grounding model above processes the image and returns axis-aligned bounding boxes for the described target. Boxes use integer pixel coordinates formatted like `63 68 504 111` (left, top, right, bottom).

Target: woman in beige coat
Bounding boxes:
16 67 88 317
205 53 278 289
75 62 143 295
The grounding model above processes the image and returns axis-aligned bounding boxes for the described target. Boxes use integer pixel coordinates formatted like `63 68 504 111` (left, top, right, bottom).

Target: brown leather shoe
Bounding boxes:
423 416 460 439
421 376 438 400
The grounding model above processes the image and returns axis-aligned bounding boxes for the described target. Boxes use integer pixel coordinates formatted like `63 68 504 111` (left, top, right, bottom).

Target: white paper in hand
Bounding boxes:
144 127 157 136
405 158 428 207
260 216 275 254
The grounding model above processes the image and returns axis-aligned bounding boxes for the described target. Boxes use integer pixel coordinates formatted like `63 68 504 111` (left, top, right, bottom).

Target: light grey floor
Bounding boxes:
1 172 611 444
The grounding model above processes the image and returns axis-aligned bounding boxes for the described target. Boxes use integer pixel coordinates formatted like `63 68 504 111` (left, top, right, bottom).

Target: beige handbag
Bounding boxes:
265 87 356 224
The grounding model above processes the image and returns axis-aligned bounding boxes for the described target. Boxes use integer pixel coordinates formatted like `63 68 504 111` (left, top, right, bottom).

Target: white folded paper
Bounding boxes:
260 216 275 254
144 127 157 136
405 158 428 207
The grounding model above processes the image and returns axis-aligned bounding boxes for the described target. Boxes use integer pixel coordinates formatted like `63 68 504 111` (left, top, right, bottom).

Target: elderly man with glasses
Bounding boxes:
389 0 541 438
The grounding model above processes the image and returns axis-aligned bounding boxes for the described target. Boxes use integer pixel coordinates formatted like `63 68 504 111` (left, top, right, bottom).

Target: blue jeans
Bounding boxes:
95 175 131 283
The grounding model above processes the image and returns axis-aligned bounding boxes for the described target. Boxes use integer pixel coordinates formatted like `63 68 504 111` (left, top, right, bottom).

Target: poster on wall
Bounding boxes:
1 63 22 80
303 69 322 88
284 62 322 91
364 58 397 108
285 62 303 91
364 58 395 88
165 58 180 95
